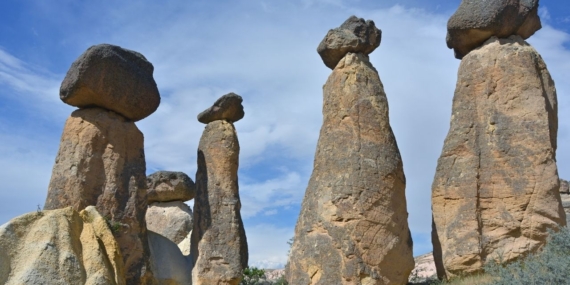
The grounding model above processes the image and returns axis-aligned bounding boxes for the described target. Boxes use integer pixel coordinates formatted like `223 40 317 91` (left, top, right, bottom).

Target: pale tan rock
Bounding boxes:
0 206 125 285
286 52 414 285
146 201 193 244
408 253 437 283
177 232 192 256
560 179 569 194
44 107 154 285
191 120 248 285
432 36 566 279
148 231 193 285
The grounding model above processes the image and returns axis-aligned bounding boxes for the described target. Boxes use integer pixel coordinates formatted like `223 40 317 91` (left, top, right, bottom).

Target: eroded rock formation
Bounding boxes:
0 206 125 285
145 171 195 246
44 44 159 285
287 16 414 285
191 94 248 285
447 0 541 59
148 231 193 285
432 35 566 279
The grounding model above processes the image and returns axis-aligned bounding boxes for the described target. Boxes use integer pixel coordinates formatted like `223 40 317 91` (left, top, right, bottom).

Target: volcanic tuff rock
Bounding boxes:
44 107 154 285
447 0 541 59
191 119 248 285
60 44 160 121
197 93 245 124
148 231 193 285
432 36 566 279
147 171 196 203
559 179 569 194
146 201 193 244
317 15 381 69
287 52 414 284
0 206 125 285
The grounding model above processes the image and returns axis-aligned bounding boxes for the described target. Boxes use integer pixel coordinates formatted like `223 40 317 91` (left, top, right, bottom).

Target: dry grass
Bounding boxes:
408 273 495 285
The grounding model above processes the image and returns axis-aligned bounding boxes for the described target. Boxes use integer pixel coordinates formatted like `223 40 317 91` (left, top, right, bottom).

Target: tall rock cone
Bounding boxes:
431 35 566 279
191 93 248 285
44 44 160 285
286 16 414 285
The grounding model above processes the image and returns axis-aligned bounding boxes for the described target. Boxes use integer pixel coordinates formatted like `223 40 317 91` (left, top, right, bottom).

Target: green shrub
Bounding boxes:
484 227 570 285
240 267 266 285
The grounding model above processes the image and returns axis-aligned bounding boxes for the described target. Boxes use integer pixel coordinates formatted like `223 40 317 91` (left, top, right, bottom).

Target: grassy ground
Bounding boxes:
408 273 494 285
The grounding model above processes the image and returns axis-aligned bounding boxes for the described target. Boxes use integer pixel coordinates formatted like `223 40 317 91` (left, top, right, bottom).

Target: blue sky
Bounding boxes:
0 0 568 269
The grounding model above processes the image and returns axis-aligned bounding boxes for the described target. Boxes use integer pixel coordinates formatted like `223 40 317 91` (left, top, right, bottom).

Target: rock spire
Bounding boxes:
287 16 414 285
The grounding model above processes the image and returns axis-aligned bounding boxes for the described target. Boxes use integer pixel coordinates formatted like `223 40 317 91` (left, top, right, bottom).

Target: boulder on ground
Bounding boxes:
447 0 541 59
147 171 196 203
44 107 154 285
197 93 244 124
60 44 160 121
0 206 125 285
191 119 248 285
146 201 193 244
287 52 414 284
317 15 381 69
432 36 565 279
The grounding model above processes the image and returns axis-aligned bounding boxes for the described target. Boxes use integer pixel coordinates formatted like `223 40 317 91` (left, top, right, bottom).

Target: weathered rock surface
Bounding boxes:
197 93 244 124
560 193 570 226
147 171 196 203
44 107 154 285
317 15 381 69
146 201 193 244
286 52 414 285
177 232 192 256
447 0 541 59
60 44 160 121
148 231 193 285
0 206 125 285
560 179 569 194
191 119 248 285
432 36 566 279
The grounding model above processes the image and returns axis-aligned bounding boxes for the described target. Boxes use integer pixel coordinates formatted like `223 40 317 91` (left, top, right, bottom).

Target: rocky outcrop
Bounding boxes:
432 35 566 279
146 201 193 244
44 107 153 284
317 15 381 69
197 93 244 124
447 0 541 59
44 44 159 285
287 16 413 285
0 206 125 285
148 231 193 285
191 95 248 285
60 44 160 121
559 179 569 194
147 171 195 203
408 253 437 284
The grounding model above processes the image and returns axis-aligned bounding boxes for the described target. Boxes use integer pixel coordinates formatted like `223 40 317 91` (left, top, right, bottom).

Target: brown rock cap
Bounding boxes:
197 92 244 124
560 179 569 194
317 15 381 69
60 44 161 121
147 171 196 203
447 0 541 59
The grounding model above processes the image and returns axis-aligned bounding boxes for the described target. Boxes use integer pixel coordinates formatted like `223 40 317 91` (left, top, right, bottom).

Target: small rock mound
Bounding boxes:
447 0 541 59
60 43 161 121
197 92 244 124
147 171 196 203
317 15 381 69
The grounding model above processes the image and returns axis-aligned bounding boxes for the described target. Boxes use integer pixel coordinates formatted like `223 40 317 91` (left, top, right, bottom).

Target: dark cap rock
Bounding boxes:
147 171 196 203
60 44 161 121
447 0 541 59
197 93 244 124
317 15 381 69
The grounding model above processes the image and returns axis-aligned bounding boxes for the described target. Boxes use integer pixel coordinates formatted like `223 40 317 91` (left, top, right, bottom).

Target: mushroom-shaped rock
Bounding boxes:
447 0 541 59
317 15 381 69
197 92 244 124
147 171 196 203
60 44 161 121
